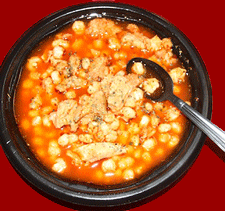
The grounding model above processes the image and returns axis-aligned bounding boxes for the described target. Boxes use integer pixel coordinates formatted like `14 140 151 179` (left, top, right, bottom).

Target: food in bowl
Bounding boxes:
14 18 191 185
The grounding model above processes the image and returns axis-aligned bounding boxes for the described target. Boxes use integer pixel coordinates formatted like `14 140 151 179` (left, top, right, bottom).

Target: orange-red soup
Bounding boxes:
15 18 191 185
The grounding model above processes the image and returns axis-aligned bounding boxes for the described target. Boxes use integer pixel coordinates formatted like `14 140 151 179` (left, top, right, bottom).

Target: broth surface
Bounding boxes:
15 18 191 185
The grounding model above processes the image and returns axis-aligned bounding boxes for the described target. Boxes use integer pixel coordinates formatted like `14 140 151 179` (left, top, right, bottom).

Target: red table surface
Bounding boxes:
0 0 225 210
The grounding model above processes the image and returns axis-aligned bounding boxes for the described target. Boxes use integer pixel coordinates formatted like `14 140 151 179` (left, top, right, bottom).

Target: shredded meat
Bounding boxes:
49 100 79 131
86 18 122 37
88 56 110 80
69 54 80 75
56 76 87 92
75 143 127 163
50 91 107 131
106 74 142 112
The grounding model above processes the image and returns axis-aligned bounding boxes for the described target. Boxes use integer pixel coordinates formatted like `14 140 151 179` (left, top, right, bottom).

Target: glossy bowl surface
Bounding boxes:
0 2 212 207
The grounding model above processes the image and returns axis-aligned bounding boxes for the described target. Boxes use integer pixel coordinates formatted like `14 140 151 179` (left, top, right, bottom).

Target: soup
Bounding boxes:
15 18 191 185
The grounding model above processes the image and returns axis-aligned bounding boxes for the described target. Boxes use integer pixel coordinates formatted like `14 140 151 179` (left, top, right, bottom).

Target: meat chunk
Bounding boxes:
50 91 107 131
86 18 122 38
68 54 80 75
42 77 54 95
88 57 110 80
127 24 140 33
56 76 87 92
82 58 90 70
107 74 142 112
88 91 107 115
122 32 174 56
75 143 127 163
122 32 146 49
49 100 80 131
155 49 177 66
100 74 114 97
147 35 162 51
122 32 162 51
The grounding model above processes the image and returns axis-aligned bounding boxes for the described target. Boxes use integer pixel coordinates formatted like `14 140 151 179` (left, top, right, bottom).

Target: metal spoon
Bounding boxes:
127 57 225 152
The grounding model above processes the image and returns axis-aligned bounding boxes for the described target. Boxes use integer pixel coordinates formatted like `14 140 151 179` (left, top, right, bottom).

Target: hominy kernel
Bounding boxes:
48 140 61 156
79 134 93 143
28 110 39 117
21 119 30 130
72 39 84 50
58 134 69 147
139 115 150 128
65 90 76 99
155 148 164 156
110 119 120 130
142 152 151 162
104 112 115 123
27 56 41 71
23 79 34 89
118 131 129 145
33 137 43 145
130 135 140 146
134 148 142 159
132 62 145 75
114 52 120 60
168 135 180 147
51 71 61 84
135 165 144 175
142 138 157 151
144 102 153 112
127 145 134 154
93 39 104 49
51 97 59 106
52 158 67 173
78 70 87 79
150 115 160 128
52 39 69 48
53 46 64 59
123 169 134 180
105 131 118 142
42 106 53 114
118 157 134 169
158 123 171 133
82 58 90 70
159 133 171 143
170 122 182 134
102 159 116 172
29 72 40 80
125 157 135 167
108 37 121 50
32 116 42 126
143 78 160 94
173 85 181 93
128 123 140 135
72 21 85 35
118 158 127 170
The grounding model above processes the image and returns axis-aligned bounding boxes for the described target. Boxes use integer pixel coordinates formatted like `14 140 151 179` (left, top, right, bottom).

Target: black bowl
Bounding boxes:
0 2 212 208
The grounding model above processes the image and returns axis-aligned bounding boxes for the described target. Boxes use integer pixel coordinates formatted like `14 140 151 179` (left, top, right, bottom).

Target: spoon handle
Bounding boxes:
169 94 225 152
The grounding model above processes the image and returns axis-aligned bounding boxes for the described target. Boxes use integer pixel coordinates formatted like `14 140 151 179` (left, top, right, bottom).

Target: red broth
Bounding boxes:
15 18 191 185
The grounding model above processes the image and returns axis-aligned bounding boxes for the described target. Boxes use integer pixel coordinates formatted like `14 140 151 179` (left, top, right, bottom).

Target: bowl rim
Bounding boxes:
0 2 212 207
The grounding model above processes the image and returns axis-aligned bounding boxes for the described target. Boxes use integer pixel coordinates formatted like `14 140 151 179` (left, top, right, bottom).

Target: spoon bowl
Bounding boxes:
127 57 173 101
